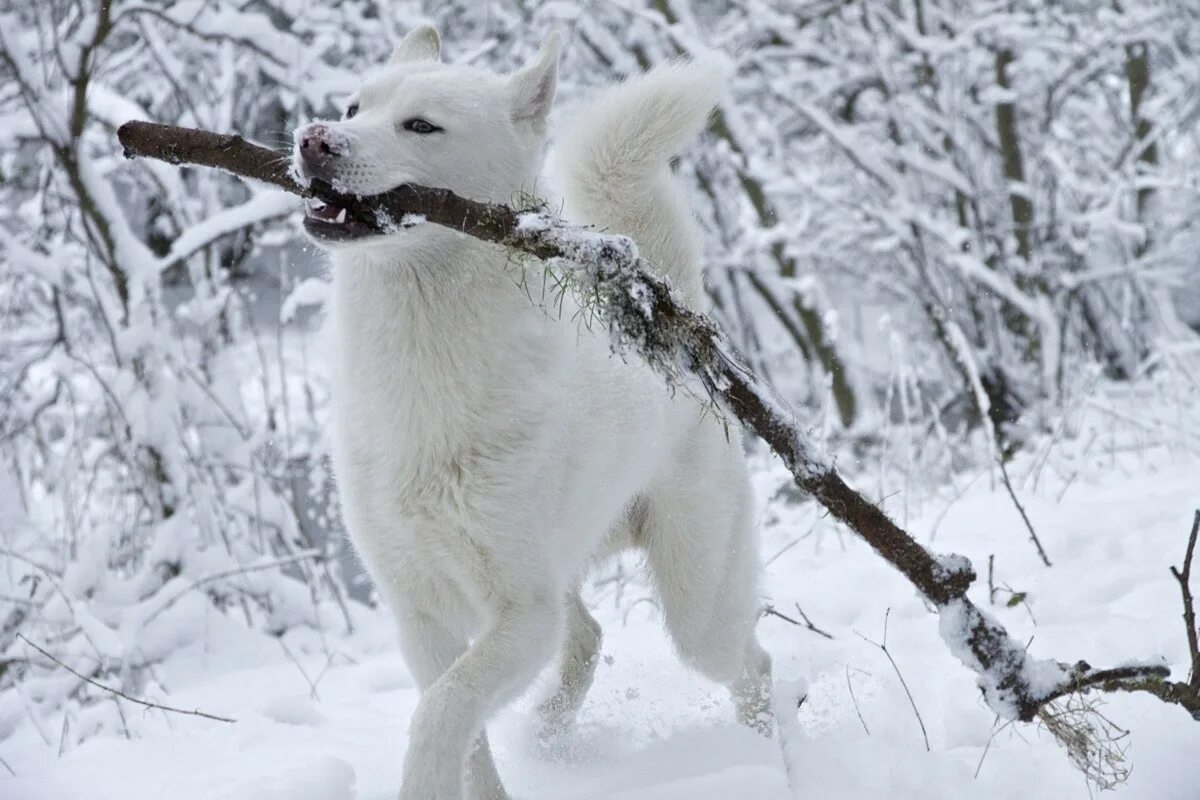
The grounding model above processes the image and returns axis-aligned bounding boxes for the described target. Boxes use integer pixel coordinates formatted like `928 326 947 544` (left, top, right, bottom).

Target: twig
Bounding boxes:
988 554 997 605
855 609 930 751
974 718 1015 779
1002 583 1038 626
277 638 321 701
793 603 835 640
57 708 70 758
987 555 1039 624
846 663 870 736
764 603 835 640
773 678 809 800
764 515 821 566
997 458 1052 567
17 635 236 724
1169 510 1200 689
1037 696 1131 790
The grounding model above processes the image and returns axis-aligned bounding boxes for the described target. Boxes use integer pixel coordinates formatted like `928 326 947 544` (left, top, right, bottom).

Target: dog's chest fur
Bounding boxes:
329 240 554 498
325 234 672 571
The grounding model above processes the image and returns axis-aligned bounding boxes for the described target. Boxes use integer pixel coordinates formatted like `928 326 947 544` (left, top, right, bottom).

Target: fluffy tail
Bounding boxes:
553 58 728 305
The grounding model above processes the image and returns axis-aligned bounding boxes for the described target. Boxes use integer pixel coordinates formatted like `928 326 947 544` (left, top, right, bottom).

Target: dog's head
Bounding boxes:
294 26 558 248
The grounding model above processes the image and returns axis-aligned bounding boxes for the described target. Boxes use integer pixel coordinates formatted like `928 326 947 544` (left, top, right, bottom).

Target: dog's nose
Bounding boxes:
297 123 341 170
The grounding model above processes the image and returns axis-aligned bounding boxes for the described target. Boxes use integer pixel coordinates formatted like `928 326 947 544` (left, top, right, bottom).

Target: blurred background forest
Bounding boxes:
2 0 1199 760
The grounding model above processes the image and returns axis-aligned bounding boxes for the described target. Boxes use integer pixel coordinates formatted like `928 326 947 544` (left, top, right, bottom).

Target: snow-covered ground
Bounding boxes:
4 405 1199 800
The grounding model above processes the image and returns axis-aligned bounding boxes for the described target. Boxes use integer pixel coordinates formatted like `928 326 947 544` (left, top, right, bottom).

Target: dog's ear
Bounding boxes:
510 32 560 125
390 25 441 64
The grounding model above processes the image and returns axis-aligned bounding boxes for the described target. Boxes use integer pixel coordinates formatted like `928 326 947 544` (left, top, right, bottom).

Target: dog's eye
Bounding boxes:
402 118 442 134
345 102 359 120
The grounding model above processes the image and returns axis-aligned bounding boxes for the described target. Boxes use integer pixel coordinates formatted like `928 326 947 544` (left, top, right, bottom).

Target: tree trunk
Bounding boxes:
993 49 1033 264
1124 40 1158 248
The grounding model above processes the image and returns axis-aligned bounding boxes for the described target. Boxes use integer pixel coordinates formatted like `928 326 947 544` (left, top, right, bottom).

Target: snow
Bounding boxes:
930 553 973 585
159 192 298 271
5 431 1198 799
516 211 641 271
281 278 331 324
935 596 1071 721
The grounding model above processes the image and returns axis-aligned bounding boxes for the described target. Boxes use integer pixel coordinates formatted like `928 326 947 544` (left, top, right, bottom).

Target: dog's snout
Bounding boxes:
297 123 343 170
302 137 332 156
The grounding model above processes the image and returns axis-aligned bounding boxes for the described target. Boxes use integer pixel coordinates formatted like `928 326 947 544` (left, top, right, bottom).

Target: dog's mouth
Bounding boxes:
302 198 378 242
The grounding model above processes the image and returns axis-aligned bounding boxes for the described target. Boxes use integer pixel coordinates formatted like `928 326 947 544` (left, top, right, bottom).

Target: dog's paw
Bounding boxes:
534 693 576 742
465 782 512 800
464 758 512 800
397 774 462 800
396 789 460 800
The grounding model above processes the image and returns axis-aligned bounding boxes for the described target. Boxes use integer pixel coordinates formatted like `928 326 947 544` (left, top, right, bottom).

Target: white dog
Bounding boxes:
294 26 772 800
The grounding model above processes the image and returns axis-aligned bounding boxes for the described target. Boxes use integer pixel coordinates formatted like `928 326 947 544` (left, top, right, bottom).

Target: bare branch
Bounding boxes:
974 718 1015 779
763 603 835 640
17 635 236 724
845 664 870 736
997 458 1052 567
988 554 997 605
856 609 930 751
1169 511 1200 689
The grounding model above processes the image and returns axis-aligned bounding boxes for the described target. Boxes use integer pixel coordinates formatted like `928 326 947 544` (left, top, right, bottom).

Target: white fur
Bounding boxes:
297 29 771 800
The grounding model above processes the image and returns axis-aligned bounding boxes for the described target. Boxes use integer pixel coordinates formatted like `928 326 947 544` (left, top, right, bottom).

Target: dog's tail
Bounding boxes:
553 57 728 306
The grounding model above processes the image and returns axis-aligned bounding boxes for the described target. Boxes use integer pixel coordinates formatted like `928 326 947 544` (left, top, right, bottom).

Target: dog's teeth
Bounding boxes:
336 208 348 223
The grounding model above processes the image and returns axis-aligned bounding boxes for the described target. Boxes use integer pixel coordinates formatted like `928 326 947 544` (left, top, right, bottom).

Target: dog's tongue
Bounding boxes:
313 204 343 221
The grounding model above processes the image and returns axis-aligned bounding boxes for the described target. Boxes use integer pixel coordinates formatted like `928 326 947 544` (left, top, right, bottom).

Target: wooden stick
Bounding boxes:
115 119 1199 725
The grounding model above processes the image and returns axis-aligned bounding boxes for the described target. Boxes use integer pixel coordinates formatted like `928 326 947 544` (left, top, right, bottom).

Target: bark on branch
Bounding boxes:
116 120 1200 727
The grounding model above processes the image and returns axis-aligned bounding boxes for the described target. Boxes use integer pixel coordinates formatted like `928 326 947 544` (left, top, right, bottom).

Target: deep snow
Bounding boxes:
3 411 1199 800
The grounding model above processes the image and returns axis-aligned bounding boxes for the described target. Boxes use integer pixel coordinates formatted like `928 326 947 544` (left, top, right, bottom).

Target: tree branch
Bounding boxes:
763 603 835 640
17 634 236 724
115 120 1200 728
1170 511 1200 690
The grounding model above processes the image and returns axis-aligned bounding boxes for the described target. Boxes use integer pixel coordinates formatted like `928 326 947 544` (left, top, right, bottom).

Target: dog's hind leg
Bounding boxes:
729 633 774 734
640 432 775 735
536 591 602 738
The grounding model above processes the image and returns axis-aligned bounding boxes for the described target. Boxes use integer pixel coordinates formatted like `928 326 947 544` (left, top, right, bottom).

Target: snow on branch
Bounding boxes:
116 120 1200 729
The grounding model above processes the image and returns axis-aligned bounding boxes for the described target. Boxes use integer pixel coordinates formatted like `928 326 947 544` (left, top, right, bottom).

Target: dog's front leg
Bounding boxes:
390 596 507 800
399 596 560 800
